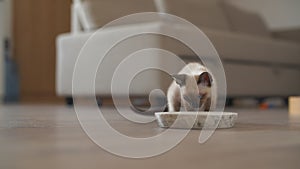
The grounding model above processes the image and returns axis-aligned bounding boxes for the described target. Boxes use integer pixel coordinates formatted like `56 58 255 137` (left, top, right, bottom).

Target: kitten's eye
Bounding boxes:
198 95 202 99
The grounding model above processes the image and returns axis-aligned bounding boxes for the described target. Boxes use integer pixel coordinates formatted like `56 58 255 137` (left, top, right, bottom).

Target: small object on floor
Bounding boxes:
65 97 74 106
289 96 300 122
259 103 269 110
259 97 286 110
155 112 238 129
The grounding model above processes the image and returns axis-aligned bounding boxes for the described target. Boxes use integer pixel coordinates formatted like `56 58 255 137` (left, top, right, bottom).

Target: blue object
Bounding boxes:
3 38 19 103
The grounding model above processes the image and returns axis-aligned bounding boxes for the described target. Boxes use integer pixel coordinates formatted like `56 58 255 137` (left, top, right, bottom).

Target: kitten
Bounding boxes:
167 62 216 112
131 62 216 114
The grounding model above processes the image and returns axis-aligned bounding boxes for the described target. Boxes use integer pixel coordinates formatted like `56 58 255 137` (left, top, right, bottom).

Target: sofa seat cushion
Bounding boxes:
206 28 300 65
273 28 300 43
160 25 300 66
56 23 164 96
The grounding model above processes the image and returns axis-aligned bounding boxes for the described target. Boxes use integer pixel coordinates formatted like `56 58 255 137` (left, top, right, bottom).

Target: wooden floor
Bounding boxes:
0 104 299 169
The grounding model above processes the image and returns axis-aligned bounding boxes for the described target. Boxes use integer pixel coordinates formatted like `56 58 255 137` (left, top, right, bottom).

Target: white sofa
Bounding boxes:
56 0 300 100
57 22 166 96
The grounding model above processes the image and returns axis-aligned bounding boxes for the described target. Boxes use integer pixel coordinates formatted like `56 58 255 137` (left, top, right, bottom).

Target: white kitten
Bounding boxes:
167 63 216 112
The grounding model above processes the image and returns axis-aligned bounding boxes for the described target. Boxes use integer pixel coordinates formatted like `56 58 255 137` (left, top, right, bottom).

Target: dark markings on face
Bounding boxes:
197 72 212 87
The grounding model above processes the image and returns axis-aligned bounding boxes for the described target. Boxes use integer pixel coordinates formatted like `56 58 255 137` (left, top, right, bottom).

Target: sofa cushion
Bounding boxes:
159 25 300 66
205 29 300 64
273 28 300 43
163 0 231 31
221 1 271 37
79 0 156 31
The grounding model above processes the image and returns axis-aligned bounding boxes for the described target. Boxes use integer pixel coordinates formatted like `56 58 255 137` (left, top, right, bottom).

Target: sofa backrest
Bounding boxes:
221 0 271 37
77 0 270 37
162 0 231 31
79 0 156 31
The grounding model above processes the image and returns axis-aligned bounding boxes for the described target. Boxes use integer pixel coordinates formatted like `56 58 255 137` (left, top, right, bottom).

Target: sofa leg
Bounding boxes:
226 97 234 107
96 96 103 107
65 97 102 107
65 97 74 107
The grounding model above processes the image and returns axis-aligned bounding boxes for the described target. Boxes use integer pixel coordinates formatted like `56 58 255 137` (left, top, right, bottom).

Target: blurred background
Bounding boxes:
0 1 300 169
0 0 299 106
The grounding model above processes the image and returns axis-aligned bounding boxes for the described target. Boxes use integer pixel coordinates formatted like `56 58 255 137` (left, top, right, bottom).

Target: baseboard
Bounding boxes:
20 95 65 104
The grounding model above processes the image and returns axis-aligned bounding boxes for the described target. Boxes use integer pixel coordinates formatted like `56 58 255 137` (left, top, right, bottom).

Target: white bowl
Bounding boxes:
155 112 238 129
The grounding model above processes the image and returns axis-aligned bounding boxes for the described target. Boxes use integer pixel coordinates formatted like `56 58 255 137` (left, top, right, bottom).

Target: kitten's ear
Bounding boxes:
198 72 212 87
172 74 187 87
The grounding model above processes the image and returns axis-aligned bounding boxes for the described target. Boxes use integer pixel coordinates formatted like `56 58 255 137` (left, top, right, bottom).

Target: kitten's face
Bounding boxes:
172 72 212 111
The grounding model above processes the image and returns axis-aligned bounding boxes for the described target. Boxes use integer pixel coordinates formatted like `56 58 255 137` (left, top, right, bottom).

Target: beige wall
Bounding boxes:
229 0 300 31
